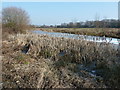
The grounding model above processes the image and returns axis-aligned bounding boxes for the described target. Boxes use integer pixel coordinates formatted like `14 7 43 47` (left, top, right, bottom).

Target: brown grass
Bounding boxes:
36 28 120 39
9 32 118 64
2 32 120 88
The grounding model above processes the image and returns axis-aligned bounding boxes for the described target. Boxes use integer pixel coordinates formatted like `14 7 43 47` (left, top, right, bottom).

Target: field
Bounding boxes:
2 31 120 88
2 4 120 89
36 28 120 39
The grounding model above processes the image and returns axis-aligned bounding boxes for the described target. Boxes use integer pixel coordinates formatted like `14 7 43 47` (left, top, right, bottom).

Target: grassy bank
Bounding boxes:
2 32 120 88
36 28 120 39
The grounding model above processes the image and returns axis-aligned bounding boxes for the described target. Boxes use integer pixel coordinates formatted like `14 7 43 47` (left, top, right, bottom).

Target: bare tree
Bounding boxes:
2 7 30 33
94 13 100 28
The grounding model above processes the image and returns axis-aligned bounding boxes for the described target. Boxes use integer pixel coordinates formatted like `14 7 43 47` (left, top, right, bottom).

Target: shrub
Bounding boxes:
2 7 30 33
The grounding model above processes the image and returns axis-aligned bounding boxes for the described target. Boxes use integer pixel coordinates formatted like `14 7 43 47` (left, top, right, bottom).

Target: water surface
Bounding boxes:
33 30 120 45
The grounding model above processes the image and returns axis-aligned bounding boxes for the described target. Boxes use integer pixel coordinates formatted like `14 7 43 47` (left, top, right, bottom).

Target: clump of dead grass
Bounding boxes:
9 32 118 64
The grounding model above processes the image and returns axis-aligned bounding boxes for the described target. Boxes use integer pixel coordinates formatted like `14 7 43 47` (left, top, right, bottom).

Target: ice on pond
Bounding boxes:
32 30 120 45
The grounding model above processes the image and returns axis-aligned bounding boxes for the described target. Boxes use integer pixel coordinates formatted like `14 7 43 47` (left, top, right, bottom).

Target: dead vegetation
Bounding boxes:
37 28 120 39
2 32 120 88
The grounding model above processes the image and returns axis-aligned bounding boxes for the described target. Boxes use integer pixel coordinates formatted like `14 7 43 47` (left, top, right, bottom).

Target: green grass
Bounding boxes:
14 53 31 64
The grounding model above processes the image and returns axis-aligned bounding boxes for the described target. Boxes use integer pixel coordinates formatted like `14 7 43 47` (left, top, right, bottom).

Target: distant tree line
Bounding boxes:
34 19 120 28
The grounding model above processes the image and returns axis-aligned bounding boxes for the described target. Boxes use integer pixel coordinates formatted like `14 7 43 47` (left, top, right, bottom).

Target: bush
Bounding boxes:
2 7 30 33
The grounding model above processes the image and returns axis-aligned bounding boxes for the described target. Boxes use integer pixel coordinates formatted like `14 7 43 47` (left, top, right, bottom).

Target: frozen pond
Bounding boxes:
32 30 120 45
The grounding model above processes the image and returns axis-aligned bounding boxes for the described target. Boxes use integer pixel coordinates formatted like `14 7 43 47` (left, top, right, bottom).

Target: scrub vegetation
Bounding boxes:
2 32 120 88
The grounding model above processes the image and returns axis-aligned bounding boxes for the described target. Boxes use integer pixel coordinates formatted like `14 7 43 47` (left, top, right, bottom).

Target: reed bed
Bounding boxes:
6 32 120 88
9 32 118 63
